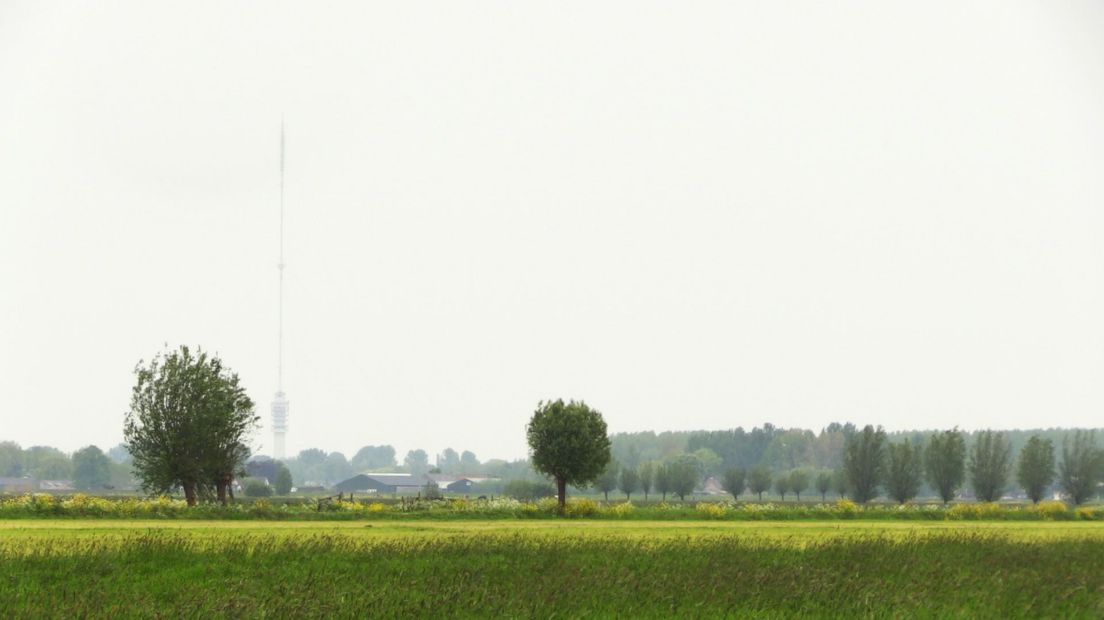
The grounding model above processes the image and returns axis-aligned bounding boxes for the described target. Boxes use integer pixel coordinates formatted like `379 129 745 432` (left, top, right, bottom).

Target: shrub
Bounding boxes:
1032 500 1072 521
834 499 859 518
563 498 599 517
607 502 636 518
1076 507 1103 521
422 481 442 500
947 502 1004 521
695 502 729 519
244 481 273 498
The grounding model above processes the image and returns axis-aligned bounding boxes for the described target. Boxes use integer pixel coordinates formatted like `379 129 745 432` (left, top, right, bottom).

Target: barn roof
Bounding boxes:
348 473 423 487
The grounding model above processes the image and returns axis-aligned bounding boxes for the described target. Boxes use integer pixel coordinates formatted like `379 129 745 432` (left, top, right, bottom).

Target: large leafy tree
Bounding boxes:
72 445 111 490
843 425 887 503
885 439 924 504
968 430 1012 502
124 346 257 506
1016 435 1055 504
1059 430 1103 505
526 399 611 509
924 429 966 504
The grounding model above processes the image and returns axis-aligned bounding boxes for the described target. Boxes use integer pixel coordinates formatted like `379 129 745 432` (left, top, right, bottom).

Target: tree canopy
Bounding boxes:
885 439 923 504
843 425 886 503
72 445 110 490
1016 435 1055 504
722 467 746 500
124 346 257 506
924 429 966 504
969 430 1012 503
1058 430 1103 505
619 466 640 500
526 399 611 509
748 466 772 501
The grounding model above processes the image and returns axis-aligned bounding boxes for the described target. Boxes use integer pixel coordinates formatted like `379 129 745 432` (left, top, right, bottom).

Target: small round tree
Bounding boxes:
619 466 640 500
526 399 611 510
274 463 293 495
722 467 746 501
72 445 111 490
1016 435 1055 504
749 466 772 501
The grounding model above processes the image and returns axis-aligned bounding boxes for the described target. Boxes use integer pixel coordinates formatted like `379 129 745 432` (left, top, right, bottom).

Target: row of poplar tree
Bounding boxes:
589 427 1103 505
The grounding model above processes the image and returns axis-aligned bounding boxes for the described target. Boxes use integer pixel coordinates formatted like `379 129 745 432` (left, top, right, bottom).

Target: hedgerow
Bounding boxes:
2 493 1101 521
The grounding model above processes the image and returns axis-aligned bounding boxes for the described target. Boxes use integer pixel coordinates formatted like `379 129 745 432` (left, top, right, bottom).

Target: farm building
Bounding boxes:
333 473 484 494
333 473 425 494
425 474 476 493
0 477 37 493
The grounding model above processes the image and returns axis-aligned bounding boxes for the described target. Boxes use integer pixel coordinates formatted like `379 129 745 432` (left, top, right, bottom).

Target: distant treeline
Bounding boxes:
4 424 1102 501
0 442 134 490
279 446 533 488
610 424 1099 474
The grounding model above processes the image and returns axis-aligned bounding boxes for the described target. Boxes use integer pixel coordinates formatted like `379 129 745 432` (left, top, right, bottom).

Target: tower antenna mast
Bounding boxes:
272 120 290 460
278 120 285 391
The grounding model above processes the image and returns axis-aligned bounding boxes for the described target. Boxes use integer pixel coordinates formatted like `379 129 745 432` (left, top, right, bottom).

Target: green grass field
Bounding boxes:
2 519 1102 618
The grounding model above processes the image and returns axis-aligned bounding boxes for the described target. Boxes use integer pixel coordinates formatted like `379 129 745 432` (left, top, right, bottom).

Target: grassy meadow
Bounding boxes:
2 519 1102 618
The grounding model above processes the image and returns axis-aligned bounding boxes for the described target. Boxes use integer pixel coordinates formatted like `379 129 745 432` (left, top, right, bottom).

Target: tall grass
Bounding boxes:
1 529 1101 617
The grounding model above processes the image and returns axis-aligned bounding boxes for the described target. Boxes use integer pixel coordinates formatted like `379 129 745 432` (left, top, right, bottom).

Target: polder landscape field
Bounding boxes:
3 515 1103 618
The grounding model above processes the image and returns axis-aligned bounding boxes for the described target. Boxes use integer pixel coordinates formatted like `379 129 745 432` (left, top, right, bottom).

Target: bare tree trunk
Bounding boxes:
183 482 197 507
556 477 566 511
216 473 234 506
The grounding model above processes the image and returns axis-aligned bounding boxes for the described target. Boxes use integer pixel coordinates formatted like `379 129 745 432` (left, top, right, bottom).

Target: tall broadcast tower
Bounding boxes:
271 123 289 460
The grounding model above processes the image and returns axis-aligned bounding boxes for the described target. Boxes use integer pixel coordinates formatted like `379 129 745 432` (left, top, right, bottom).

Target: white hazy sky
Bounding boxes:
2 1 1102 462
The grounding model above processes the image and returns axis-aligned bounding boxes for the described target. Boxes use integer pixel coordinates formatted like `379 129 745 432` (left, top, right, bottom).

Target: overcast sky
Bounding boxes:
2 1 1102 462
